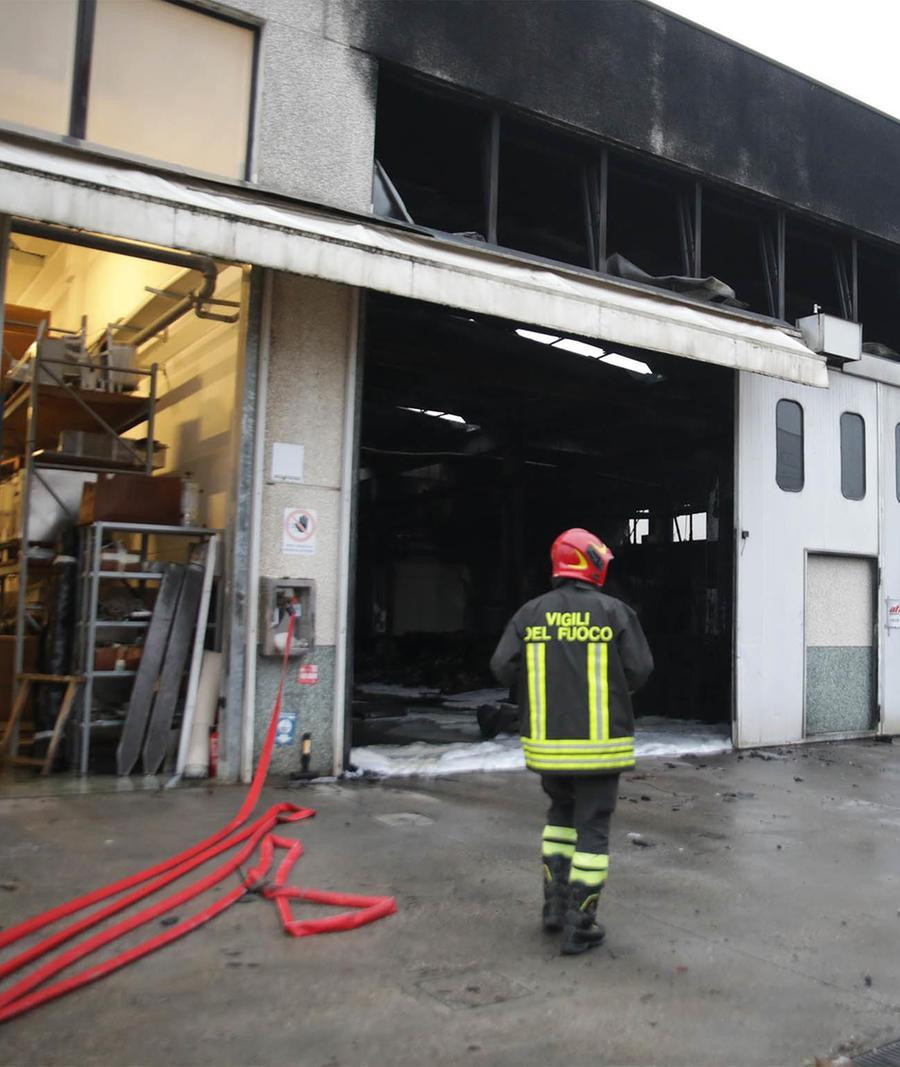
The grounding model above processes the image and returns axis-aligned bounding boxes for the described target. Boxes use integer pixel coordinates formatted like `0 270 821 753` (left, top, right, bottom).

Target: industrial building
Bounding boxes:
0 0 898 785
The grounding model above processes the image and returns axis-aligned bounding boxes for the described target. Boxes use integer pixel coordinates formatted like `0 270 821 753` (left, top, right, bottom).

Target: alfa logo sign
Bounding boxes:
888 598 900 629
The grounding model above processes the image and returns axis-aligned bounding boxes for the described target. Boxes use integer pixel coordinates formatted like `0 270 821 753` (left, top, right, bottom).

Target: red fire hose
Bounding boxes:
0 616 396 1025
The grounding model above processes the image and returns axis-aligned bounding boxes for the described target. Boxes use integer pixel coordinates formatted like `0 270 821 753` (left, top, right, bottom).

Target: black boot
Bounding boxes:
542 853 570 932
560 882 606 956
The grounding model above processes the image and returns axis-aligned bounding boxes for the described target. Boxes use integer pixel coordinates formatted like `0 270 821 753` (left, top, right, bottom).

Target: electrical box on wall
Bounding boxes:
796 313 862 364
260 578 316 656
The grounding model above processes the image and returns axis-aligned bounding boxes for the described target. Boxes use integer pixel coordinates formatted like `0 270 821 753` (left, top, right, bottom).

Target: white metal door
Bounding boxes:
804 554 876 736
735 369 879 747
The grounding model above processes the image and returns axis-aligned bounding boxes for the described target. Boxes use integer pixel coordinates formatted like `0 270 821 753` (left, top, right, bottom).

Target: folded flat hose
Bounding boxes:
0 616 397 1024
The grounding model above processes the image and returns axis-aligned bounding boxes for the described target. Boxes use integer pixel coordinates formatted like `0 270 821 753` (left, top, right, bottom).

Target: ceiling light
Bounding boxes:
515 328 559 345
400 407 468 425
553 338 606 359
600 352 653 375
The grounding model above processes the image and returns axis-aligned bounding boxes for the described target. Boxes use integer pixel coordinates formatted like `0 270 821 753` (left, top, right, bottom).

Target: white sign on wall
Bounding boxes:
888 598 900 629
271 442 305 484
282 507 317 556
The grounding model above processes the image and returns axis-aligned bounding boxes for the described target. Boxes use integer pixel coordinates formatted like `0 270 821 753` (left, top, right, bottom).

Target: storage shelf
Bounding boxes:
90 670 138 678
97 570 165 580
33 451 154 475
3 383 151 452
92 620 150 628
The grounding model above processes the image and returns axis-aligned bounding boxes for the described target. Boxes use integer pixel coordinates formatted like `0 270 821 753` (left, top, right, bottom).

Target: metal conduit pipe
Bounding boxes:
10 218 219 347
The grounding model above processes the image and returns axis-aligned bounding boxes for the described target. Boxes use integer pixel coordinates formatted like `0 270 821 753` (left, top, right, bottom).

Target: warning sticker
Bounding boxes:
298 663 319 686
276 710 298 747
282 507 317 556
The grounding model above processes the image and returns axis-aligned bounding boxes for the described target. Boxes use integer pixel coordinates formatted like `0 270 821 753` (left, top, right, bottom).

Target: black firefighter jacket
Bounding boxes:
490 580 654 775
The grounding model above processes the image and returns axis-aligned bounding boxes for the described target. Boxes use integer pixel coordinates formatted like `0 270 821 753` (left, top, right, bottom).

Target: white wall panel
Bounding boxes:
736 369 879 746
879 383 900 734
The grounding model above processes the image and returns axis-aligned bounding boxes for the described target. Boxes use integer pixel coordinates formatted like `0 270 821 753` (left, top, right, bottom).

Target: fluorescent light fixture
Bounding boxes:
554 337 606 359
515 328 559 345
600 352 653 375
400 407 468 425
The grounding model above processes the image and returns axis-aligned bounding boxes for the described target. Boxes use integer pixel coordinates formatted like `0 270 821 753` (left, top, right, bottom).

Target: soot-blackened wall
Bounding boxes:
334 0 900 244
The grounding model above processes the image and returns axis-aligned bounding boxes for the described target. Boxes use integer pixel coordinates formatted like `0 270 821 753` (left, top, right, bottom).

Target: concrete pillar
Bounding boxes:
254 274 358 776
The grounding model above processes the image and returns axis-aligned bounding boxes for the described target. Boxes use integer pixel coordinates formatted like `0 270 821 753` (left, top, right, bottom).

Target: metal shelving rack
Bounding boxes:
1 345 158 682
75 521 218 775
0 343 159 760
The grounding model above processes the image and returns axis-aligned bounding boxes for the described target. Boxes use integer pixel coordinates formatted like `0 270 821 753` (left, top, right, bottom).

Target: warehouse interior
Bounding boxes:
351 293 735 751
0 224 245 778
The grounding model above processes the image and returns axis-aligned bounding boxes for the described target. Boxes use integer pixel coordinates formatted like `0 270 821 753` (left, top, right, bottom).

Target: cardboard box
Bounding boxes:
79 473 182 526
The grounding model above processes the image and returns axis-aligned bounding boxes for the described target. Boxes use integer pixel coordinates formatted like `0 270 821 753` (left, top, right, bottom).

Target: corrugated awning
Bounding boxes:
0 138 828 387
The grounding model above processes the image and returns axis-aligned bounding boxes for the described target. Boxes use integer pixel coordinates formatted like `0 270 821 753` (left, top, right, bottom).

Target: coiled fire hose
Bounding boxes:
0 615 397 1025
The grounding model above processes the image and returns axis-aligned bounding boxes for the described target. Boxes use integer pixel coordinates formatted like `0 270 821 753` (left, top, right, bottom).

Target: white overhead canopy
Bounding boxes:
0 138 828 387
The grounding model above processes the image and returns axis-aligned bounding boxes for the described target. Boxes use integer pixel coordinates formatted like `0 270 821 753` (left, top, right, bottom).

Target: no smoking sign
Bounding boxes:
282 507 317 556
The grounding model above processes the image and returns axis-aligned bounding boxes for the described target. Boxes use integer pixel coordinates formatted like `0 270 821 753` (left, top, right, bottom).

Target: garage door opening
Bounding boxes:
1 223 247 783
349 294 734 775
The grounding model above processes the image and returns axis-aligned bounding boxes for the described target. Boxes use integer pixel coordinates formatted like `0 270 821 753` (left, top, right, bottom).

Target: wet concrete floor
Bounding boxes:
1 739 899 1066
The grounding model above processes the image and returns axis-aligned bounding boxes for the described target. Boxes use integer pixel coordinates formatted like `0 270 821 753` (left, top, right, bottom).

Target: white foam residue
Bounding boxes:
350 718 731 778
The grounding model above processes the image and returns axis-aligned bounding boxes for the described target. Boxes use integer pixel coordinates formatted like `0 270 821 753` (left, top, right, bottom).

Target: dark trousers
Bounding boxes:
541 773 620 854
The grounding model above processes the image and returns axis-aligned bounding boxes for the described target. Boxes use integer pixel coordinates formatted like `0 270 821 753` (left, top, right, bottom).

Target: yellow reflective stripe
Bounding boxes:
536 642 547 740
521 736 634 750
527 643 538 740
542 824 578 843
542 841 575 859
571 852 610 888
571 852 609 871
526 758 635 772
587 643 598 742
527 755 634 767
600 642 610 741
523 742 633 755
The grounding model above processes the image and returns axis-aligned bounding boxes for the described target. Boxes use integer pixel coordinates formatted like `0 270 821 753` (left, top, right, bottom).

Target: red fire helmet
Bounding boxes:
550 528 614 588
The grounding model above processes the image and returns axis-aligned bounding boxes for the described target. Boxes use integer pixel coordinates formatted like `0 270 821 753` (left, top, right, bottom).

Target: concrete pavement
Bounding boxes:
2 739 900 1066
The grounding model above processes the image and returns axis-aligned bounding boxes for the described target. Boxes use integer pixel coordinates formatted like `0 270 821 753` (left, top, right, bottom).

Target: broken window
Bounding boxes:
374 75 490 237
497 122 592 267
776 399 804 492
784 219 851 325
858 243 900 356
605 156 689 279
701 188 778 316
840 412 866 501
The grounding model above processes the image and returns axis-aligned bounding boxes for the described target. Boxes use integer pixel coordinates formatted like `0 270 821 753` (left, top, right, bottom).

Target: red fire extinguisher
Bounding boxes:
209 728 219 779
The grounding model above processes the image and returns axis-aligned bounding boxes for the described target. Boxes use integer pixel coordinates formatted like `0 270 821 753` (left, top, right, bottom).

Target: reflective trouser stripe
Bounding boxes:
526 642 547 740
570 851 610 888
586 642 610 742
542 824 577 859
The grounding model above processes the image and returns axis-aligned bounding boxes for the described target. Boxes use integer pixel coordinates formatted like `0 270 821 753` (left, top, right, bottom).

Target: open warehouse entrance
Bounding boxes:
350 293 735 772
0 221 247 782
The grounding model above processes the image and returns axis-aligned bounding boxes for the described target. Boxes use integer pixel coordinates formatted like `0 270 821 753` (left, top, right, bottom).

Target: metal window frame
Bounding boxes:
65 0 259 180
839 409 867 501
775 397 805 493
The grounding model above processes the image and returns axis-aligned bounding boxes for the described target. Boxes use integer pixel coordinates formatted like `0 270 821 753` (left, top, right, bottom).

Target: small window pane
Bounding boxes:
88 0 254 179
776 399 804 492
840 412 866 500
895 423 900 502
0 0 77 134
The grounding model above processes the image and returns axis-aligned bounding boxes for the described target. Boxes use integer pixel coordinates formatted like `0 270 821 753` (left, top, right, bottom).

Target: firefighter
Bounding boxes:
490 528 653 955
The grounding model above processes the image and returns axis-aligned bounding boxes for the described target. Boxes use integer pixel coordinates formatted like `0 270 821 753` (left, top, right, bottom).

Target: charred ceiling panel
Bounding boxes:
339 0 900 244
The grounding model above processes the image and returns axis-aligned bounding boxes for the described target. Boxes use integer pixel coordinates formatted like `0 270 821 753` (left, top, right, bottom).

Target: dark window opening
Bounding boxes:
702 188 777 316
605 157 688 279
785 219 850 325
840 412 866 500
374 76 490 237
497 122 591 268
776 399 804 492
858 244 900 356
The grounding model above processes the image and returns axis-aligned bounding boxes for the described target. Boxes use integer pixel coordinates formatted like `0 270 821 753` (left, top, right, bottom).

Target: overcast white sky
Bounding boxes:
653 0 900 121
